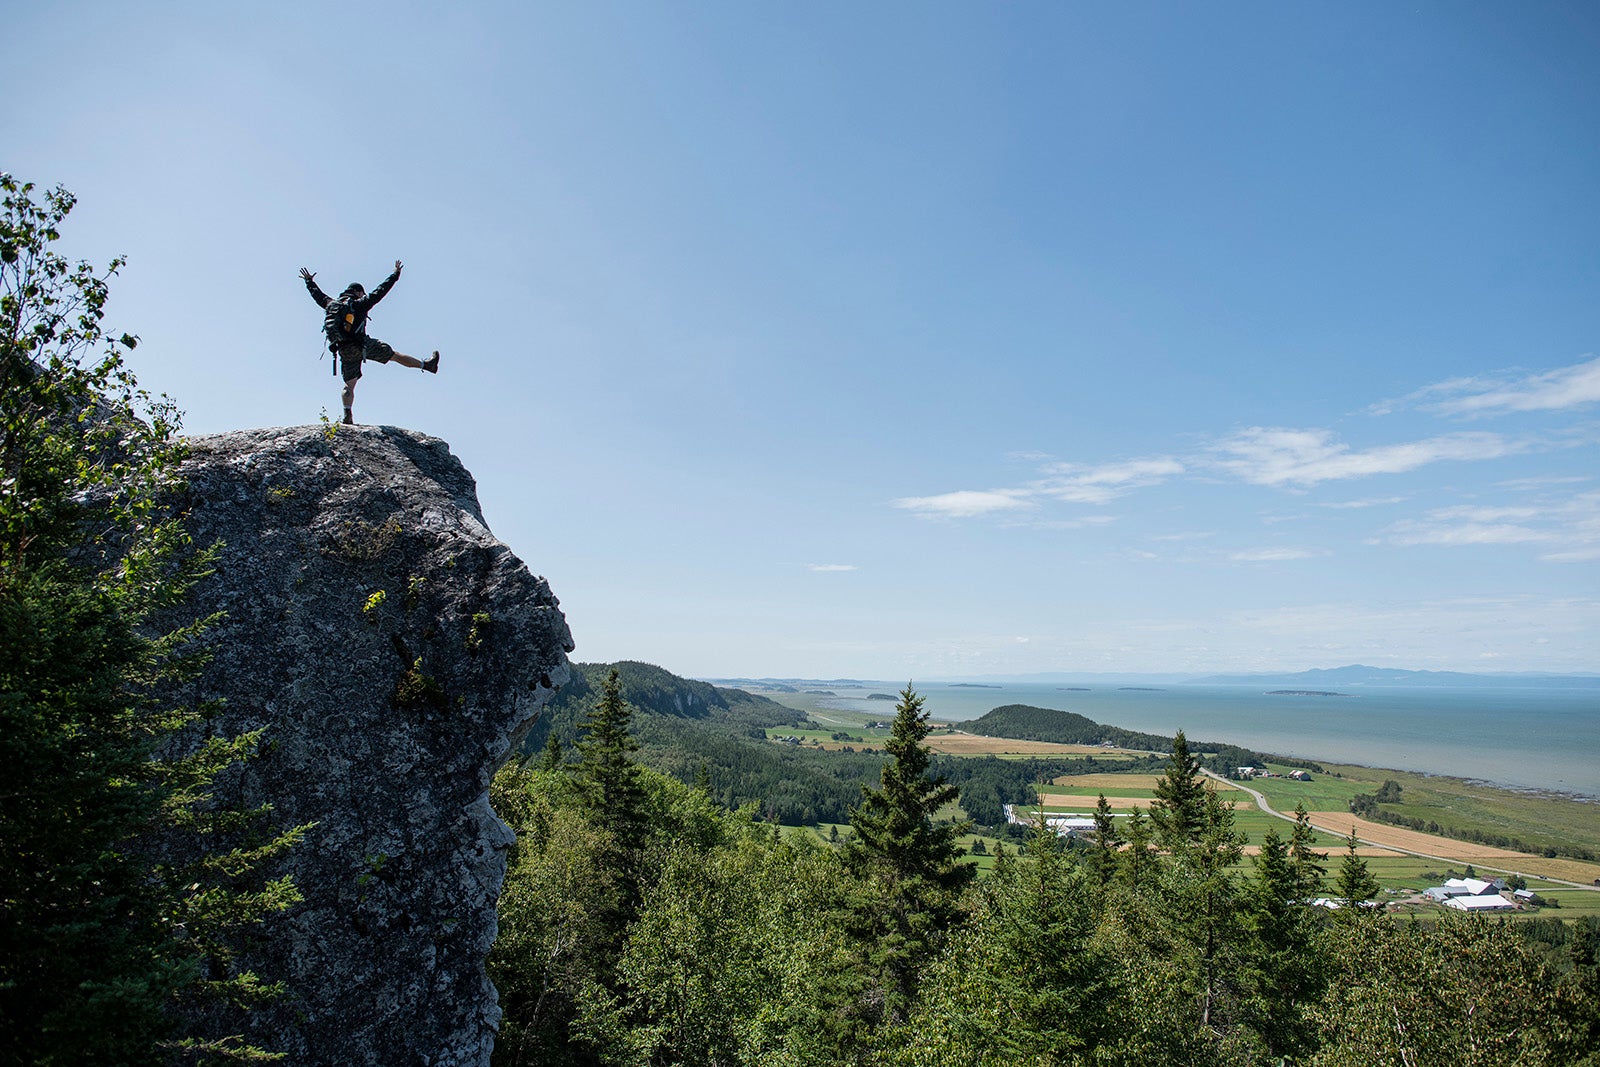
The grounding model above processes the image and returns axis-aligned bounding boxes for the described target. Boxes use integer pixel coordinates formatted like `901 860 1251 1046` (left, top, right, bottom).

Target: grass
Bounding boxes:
1247 761 1600 861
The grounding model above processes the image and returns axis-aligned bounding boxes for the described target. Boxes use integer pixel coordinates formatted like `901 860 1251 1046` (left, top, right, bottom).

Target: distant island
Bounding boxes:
950 683 1002 689
1057 687 1091 691
1118 686 1165 692
1266 690 1348 697
866 693 896 701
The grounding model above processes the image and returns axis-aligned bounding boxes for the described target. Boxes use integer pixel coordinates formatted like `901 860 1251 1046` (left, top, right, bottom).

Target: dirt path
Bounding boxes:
1203 769 1600 891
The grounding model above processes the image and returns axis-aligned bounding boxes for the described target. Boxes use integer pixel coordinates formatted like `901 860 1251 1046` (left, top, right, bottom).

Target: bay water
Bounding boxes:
777 682 1600 799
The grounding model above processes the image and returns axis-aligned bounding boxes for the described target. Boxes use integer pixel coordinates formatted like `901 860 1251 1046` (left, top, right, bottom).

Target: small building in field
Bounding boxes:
1289 769 1311 781
1424 877 1506 902
1444 893 1518 912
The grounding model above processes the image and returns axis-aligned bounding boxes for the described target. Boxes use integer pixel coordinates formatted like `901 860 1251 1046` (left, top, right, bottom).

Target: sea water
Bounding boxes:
779 682 1600 799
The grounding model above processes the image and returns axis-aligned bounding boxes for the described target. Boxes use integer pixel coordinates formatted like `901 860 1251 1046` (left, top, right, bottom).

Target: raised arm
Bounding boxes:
300 267 331 309
364 260 403 309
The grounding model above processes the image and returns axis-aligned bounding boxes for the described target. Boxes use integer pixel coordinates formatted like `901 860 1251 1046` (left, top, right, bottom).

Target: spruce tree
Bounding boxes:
843 684 975 1028
1150 729 1207 850
574 667 647 849
1288 801 1328 900
1089 792 1122 885
573 666 649 955
1119 805 1156 888
1244 824 1325 1058
1334 828 1380 913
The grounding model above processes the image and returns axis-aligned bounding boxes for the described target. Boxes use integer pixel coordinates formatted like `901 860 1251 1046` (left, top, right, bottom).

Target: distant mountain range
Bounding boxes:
1191 665 1600 689
708 666 1600 690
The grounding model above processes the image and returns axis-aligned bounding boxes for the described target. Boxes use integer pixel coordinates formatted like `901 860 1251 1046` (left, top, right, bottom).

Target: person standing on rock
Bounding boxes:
300 260 440 424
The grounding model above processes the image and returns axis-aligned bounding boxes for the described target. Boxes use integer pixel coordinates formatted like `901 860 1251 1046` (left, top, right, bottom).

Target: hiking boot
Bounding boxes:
342 408 354 425
423 351 440 374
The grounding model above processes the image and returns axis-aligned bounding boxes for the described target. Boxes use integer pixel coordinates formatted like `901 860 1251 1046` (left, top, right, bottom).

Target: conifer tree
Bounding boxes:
1089 791 1122 885
0 173 302 1065
574 668 647 850
843 684 975 1027
1243 825 1325 1058
1334 828 1380 913
1288 801 1328 900
1119 805 1157 888
1150 730 1206 850
538 730 564 771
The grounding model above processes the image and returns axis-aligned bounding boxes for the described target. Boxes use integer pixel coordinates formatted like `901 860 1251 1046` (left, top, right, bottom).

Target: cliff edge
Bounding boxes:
168 424 573 1065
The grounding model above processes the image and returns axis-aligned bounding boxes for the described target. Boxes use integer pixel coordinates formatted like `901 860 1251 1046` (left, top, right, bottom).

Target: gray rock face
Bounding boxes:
168 425 573 1066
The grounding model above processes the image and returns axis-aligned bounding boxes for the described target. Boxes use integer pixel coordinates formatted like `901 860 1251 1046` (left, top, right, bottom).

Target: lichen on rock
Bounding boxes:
167 424 573 1066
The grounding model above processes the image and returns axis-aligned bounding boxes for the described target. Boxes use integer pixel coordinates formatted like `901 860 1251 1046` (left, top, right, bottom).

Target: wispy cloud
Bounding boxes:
1381 491 1600 561
1034 457 1185 504
892 489 1035 519
1208 427 1516 487
1013 515 1120 530
893 457 1181 517
806 563 859 573
1229 547 1319 562
1497 474 1592 492
1374 355 1600 418
1319 495 1409 509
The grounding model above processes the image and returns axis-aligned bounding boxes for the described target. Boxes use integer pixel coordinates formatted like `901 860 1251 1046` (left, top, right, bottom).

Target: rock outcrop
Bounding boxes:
167 425 573 1066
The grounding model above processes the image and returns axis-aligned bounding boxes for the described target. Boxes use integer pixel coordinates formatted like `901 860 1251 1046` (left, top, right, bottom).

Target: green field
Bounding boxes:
1022 768 1600 916
1245 761 1600 860
765 693 1600 916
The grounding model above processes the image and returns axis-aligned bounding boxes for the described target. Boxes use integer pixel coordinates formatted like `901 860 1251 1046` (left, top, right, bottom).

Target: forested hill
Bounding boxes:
963 704 1319 773
521 661 887 825
552 661 770 720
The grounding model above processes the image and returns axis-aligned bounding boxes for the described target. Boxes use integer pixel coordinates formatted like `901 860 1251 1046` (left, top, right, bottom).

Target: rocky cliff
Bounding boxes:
166 424 573 1066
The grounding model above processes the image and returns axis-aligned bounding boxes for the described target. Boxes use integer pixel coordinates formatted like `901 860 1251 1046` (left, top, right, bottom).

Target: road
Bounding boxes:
1201 769 1600 893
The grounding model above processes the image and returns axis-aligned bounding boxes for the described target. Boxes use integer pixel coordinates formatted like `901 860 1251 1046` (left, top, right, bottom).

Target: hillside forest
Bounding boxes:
489 671 1600 1066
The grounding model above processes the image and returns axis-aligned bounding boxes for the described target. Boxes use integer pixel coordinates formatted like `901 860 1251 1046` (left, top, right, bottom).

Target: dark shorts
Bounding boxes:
338 337 395 381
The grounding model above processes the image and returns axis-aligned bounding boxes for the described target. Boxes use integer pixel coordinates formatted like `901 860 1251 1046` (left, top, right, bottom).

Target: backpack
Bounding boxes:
322 298 362 350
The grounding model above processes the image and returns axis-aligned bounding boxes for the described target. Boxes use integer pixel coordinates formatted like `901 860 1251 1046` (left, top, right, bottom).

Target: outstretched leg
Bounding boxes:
387 349 441 373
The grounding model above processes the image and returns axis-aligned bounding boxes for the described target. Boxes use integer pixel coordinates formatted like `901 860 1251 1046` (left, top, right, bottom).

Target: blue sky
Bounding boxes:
6 2 1597 678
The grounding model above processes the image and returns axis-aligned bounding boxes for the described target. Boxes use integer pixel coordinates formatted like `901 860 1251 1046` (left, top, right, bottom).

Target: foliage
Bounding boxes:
962 704 1322 773
1310 914 1572 1065
0 173 302 1065
841 685 975 1032
1149 730 1207 850
1334 829 1380 911
489 696 1592 1067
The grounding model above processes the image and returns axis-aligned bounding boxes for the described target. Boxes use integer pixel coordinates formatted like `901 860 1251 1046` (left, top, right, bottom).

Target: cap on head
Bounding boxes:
341 283 365 298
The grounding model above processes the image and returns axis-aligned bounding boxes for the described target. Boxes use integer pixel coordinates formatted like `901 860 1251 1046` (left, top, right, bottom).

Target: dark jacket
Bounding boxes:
304 265 401 349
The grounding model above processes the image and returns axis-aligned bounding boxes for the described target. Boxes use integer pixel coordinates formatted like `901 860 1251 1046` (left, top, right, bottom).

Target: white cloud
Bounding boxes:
1372 355 1600 418
1497 474 1592 492
806 563 859 573
1382 491 1600 559
891 488 1034 518
1319 495 1409 509
1208 427 1516 487
1543 546 1600 563
1426 356 1600 417
1229 547 1318 562
1036 457 1185 504
893 456 1180 518
1017 515 1120 530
